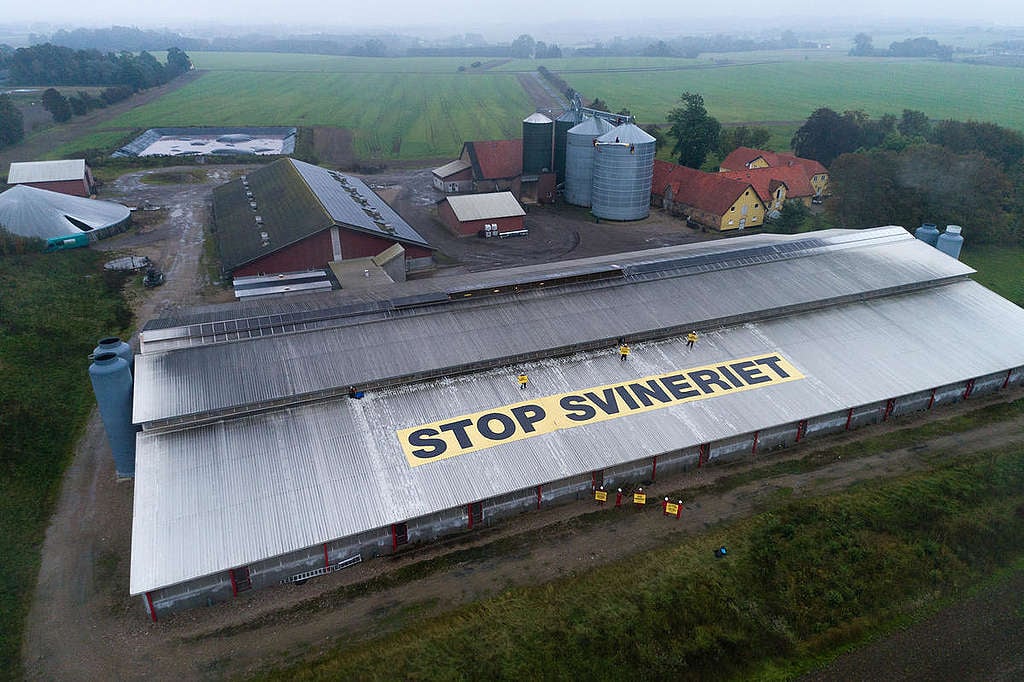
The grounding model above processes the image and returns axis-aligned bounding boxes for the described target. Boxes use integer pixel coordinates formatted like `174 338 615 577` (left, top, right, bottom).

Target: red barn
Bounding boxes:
6 159 96 197
439 192 526 237
213 158 433 278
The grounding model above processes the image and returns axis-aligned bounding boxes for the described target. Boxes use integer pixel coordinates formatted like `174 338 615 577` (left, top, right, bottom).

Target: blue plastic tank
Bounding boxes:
936 225 964 260
914 223 940 246
89 352 136 478
93 336 133 373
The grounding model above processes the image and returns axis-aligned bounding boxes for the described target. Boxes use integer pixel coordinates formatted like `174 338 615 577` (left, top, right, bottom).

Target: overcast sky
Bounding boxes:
6 0 1024 38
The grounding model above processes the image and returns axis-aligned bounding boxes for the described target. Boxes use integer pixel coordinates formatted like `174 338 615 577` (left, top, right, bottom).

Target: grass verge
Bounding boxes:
0 249 132 681
255 437 1024 680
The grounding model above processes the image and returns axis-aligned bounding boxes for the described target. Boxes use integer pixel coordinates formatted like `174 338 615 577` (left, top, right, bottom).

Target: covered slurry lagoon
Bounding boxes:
128 227 1024 619
113 127 296 158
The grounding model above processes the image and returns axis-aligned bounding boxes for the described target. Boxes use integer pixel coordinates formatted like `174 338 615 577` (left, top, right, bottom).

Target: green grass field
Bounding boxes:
79 52 1024 162
100 68 531 160
962 244 1024 306
0 248 132 682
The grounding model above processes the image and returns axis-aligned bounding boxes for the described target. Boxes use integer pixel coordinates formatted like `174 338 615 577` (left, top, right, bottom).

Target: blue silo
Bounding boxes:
914 223 940 247
89 352 136 478
936 225 964 260
94 336 133 373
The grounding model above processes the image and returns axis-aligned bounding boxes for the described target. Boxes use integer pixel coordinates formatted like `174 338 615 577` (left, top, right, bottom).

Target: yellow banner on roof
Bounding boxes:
397 353 803 467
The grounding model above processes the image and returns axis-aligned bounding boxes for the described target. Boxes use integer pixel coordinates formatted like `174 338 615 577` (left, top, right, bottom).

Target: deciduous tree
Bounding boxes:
0 94 25 147
667 91 721 169
791 107 861 166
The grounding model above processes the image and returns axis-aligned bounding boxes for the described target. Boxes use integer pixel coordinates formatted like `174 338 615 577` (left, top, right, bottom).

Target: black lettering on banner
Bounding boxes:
687 368 734 394
560 395 596 422
409 428 447 458
511 404 546 432
660 373 701 400
439 418 475 448
477 412 517 440
628 380 672 407
730 360 770 385
755 355 791 378
585 388 620 415
715 364 743 388
614 385 641 410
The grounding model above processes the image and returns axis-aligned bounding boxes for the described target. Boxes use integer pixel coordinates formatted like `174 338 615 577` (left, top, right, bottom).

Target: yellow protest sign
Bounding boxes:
633 493 647 505
665 502 680 516
594 490 608 502
398 353 803 467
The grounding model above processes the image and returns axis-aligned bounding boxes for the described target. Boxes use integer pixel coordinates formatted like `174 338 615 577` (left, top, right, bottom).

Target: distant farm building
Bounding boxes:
652 160 764 231
439 192 526 237
113 127 297 158
719 146 829 201
6 159 96 197
211 158 433 278
0 185 130 250
127 226 1024 619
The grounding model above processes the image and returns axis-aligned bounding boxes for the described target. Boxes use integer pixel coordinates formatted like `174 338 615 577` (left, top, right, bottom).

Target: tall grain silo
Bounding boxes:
554 108 583 183
89 352 136 478
522 112 554 175
591 123 656 221
564 116 615 207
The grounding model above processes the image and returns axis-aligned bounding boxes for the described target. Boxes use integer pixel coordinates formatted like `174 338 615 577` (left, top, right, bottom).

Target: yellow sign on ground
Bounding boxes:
633 493 647 505
665 502 680 516
398 353 803 467
594 490 608 502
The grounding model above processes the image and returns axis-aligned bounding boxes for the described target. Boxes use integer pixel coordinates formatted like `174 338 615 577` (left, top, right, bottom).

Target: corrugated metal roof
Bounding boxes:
432 159 471 178
445 192 526 222
132 228 974 426
290 159 430 248
7 159 86 184
130 277 1024 594
597 122 655 144
0 185 129 239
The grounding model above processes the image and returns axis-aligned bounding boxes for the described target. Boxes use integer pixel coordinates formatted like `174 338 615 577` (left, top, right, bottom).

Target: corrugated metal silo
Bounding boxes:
89 352 136 478
522 112 554 175
564 117 615 207
554 108 583 183
591 123 656 221
94 336 133 373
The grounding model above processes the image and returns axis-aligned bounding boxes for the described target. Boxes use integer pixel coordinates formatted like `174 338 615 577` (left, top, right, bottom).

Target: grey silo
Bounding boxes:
564 117 615 207
89 352 136 478
522 112 554 174
591 123 656 221
554 108 583 183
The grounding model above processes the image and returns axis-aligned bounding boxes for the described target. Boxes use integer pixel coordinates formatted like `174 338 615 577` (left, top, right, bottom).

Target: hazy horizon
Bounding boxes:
3 1 1024 44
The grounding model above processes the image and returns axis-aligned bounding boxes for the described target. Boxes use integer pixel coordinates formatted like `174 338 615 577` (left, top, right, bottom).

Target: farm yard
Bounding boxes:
50 51 1024 165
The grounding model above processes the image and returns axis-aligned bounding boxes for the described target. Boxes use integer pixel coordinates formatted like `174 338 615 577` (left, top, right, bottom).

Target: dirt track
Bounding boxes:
19 170 1024 681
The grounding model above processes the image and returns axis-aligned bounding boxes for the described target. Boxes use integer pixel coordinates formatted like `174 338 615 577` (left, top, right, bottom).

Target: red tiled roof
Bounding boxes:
463 140 523 180
719 146 828 177
719 164 815 201
653 160 751 216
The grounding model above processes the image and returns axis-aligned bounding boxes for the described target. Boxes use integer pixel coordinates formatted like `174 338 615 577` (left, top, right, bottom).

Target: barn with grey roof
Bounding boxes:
127 226 1024 619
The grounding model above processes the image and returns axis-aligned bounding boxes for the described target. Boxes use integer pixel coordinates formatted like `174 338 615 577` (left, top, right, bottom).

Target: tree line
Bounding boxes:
2 44 192 88
850 34 954 61
0 47 192 149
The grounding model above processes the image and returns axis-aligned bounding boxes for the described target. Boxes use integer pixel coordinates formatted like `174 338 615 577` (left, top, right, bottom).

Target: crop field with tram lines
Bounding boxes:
77 51 1024 163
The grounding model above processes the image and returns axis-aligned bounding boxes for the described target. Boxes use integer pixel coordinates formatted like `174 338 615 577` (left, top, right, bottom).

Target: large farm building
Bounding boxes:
127 226 1024 619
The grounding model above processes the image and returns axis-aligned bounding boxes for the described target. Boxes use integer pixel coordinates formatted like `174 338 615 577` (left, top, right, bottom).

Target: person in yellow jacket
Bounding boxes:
518 373 528 390
686 331 698 349
619 343 631 361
